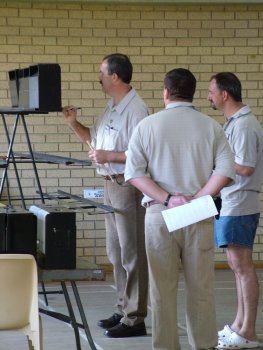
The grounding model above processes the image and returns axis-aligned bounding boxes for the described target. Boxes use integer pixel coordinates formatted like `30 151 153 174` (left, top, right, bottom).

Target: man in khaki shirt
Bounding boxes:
64 53 149 338
125 68 235 350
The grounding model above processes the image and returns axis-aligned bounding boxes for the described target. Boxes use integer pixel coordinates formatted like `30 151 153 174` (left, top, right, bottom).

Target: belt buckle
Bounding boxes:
104 175 115 180
103 174 125 183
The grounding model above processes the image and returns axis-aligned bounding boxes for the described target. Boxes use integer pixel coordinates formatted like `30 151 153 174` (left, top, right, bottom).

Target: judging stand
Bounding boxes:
0 107 50 208
0 65 114 349
0 107 93 209
0 107 113 349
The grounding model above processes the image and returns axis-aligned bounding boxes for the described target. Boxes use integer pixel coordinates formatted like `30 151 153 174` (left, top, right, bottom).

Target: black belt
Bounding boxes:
143 200 160 208
103 174 124 181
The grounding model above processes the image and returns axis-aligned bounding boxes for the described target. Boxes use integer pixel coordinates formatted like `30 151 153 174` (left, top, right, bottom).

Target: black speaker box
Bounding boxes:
8 64 62 112
0 212 6 252
29 206 76 269
0 210 37 256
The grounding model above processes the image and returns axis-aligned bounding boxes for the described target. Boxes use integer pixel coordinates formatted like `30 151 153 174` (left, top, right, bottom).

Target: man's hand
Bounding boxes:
88 149 110 164
167 194 192 209
63 105 78 126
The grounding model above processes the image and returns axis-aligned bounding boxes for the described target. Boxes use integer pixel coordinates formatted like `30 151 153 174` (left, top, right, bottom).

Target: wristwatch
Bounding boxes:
164 193 172 206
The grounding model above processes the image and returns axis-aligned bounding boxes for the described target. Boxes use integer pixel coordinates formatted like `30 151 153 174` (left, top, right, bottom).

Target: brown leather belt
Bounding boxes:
103 174 124 181
143 200 159 208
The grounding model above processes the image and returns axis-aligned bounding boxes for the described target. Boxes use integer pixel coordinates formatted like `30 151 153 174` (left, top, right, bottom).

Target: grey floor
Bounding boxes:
0 269 263 350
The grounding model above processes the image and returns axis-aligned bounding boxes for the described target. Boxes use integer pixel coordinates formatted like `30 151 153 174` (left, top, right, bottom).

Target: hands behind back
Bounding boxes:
167 194 193 209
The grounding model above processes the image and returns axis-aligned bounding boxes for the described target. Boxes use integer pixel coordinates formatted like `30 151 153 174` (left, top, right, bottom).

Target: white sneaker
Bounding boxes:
217 332 259 349
218 325 234 340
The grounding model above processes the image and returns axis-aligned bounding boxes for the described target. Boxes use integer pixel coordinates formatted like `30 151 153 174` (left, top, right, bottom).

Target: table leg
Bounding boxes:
71 281 97 350
61 281 82 350
40 281 48 306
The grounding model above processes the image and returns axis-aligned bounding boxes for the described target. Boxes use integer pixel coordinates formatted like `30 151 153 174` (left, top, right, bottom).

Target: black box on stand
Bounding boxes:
29 206 76 269
0 212 6 252
0 209 37 256
8 63 62 112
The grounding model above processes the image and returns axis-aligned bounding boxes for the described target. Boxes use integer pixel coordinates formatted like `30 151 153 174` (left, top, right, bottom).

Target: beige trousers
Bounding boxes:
145 204 217 350
104 179 148 326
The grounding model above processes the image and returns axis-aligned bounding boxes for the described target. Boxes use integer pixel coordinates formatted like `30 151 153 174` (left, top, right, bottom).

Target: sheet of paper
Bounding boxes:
161 195 218 232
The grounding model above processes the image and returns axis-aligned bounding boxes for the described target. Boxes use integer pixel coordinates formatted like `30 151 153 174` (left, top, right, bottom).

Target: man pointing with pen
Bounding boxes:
63 53 149 338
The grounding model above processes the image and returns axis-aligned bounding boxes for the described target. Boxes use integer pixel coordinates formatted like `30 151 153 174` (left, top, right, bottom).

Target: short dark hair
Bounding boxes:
210 72 242 102
103 53 133 84
164 68 196 101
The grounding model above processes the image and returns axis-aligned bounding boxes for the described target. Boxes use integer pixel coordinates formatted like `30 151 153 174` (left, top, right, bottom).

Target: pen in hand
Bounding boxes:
69 107 81 111
63 106 81 113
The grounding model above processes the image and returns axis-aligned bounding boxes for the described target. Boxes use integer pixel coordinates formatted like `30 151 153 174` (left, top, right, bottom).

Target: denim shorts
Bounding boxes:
214 214 260 248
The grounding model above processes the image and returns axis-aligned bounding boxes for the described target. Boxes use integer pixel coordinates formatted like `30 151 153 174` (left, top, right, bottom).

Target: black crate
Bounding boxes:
0 209 37 257
8 63 62 112
29 206 76 269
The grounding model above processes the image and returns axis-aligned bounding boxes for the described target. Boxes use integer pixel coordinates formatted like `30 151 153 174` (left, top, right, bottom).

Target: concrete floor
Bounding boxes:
0 269 263 350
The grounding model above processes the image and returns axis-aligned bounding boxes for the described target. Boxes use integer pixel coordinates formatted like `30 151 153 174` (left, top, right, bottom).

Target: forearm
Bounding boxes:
89 150 127 164
194 175 233 198
108 151 126 164
129 177 191 208
68 120 91 145
235 162 255 176
129 177 169 204
63 106 91 144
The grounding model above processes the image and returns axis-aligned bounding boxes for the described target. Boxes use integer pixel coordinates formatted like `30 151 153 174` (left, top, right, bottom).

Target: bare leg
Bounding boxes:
226 248 244 332
226 245 259 341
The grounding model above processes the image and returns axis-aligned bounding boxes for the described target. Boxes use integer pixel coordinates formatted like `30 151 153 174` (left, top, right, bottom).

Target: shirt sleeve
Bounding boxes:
125 123 150 182
126 106 149 142
213 125 236 181
232 126 258 167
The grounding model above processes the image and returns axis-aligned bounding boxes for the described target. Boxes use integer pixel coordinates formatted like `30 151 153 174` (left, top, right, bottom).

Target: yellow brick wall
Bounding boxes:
0 2 263 266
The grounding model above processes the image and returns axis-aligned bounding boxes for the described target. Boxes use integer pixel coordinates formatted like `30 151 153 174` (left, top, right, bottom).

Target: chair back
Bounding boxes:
0 254 38 330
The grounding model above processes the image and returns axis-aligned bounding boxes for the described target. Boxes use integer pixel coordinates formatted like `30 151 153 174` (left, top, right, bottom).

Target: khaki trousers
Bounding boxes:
145 204 217 350
104 179 148 326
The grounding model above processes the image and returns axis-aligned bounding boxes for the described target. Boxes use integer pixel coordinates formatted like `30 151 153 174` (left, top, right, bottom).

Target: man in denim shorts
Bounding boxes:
208 72 263 349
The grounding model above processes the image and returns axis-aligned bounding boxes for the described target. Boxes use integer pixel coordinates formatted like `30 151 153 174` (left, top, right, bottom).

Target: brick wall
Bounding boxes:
0 1 262 266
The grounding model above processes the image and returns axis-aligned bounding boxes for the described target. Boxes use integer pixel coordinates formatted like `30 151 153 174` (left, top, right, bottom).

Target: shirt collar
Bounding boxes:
165 101 194 109
230 105 251 120
108 88 136 115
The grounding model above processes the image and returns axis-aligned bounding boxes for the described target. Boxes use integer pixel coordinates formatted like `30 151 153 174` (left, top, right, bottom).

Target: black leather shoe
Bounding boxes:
97 313 122 329
104 322 147 338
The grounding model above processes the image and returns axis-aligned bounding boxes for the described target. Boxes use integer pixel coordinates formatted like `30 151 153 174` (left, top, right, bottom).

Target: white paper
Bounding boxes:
161 195 218 232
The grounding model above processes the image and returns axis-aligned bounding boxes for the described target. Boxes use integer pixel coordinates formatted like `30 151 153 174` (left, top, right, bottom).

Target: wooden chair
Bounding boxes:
0 254 42 350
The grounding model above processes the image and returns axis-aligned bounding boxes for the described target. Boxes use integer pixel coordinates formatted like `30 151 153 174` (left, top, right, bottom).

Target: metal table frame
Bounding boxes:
0 108 47 208
38 268 102 350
